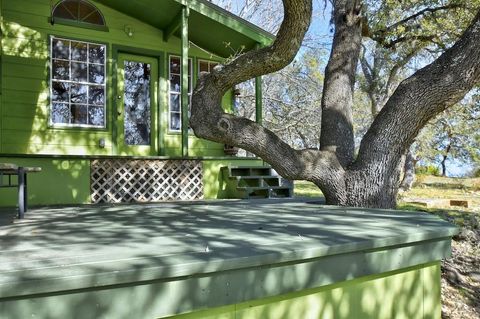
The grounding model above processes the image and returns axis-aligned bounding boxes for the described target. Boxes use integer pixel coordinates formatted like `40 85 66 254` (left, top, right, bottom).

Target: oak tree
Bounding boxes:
191 0 480 208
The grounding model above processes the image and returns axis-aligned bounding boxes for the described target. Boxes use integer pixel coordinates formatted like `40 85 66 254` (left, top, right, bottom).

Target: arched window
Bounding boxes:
52 0 106 28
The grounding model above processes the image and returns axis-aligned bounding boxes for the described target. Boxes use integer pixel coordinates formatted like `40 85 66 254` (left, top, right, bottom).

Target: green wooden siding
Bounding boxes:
202 158 264 198
0 157 90 206
170 263 441 319
0 0 230 157
0 263 442 319
0 157 262 207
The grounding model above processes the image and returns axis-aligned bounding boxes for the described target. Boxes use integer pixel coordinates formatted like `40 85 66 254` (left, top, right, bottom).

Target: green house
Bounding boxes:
0 0 275 207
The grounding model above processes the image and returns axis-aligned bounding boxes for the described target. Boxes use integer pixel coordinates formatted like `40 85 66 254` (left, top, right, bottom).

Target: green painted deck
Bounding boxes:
0 200 457 318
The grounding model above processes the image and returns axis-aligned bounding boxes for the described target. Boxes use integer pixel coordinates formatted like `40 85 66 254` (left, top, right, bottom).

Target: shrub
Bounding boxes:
415 165 441 176
474 167 480 178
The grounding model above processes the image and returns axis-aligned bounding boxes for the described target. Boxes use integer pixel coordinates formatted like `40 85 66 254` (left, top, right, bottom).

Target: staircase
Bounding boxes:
222 166 293 199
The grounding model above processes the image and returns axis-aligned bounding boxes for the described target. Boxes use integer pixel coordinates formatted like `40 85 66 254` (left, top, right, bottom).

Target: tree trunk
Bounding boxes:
441 135 452 177
441 156 447 176
320 0 362 167
400 149 416 191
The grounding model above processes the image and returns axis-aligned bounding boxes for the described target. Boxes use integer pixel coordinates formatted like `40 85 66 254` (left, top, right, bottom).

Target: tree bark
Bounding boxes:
320 0 362 167
400 149 416 191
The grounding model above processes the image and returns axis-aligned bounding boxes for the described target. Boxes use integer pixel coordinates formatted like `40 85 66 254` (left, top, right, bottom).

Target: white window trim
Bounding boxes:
49 36 107 128
168 55 192 133
197 59 219 75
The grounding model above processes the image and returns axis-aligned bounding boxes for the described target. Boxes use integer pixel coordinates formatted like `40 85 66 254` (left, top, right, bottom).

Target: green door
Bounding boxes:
116 54 158 155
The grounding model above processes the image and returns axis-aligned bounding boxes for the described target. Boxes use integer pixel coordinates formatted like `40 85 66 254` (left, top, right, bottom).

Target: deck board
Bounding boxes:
0 200 457 302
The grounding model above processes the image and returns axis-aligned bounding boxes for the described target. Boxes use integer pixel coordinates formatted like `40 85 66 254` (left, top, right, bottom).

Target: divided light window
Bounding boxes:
52 0 106 27
198 60 219 74
169 56 192 132
50 36 106 127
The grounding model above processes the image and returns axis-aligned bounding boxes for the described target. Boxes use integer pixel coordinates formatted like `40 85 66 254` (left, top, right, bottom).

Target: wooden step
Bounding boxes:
224 166 272 177
237 186 292 199
221 165 293 199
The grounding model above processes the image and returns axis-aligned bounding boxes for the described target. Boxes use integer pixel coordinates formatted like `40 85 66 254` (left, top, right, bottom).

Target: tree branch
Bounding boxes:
190 0 325 180
367 4 463 46
356 9 480 170
378 4 463 36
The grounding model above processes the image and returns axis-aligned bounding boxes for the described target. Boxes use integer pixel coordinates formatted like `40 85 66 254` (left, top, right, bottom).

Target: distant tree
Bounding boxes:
415 93 480 176
191 0 480 208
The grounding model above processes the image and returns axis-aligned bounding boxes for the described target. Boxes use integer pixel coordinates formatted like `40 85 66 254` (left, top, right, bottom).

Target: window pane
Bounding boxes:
52 60 69 80
78 4 96 22
61 2 79 17
170 57 180 74
89 44 105 64
88 105 104 126
170 94 180 112
52 81 69 102
170 74 180 92
71 104 88 124
199 61 209 73
54 4 76 20
71 41 87 61
170 113 181 131
71 84 88 103
71 62 88 82
52 103 70 124
52 38 69 59
83 11 104 25
124 60 151 145
88 85 104 105
89 64 105 84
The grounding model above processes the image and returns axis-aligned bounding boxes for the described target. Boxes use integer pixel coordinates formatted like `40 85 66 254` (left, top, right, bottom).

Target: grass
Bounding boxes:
293 180 323 198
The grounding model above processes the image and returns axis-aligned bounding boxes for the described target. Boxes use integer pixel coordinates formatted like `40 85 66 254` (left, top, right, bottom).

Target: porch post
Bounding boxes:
255 76 263 124
181 6 190 157
255 44 263 125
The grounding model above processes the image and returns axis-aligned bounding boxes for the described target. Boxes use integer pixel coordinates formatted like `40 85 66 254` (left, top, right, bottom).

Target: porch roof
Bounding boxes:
96 0 275 57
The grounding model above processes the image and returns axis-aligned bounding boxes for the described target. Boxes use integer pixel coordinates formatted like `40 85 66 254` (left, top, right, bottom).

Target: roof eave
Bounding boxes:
174 0 276 46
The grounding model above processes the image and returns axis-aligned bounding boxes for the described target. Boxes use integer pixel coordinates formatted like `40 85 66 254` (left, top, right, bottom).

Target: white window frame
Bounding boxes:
198 59 219 75
168 55 192 133
49 36 107 128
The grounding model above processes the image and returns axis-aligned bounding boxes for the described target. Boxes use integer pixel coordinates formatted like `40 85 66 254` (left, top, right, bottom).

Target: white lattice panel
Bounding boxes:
91 160 204 203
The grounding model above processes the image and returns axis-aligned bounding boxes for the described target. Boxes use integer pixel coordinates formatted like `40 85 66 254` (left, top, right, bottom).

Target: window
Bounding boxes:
50 36 106 127
52 0 106 27
198 60 219 74
168 56 192 132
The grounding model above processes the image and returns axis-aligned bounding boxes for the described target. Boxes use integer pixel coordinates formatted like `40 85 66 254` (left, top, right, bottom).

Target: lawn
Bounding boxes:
295 176 480 318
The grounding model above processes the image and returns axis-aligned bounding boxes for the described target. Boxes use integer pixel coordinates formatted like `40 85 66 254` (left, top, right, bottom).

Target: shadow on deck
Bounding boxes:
0 199 457 319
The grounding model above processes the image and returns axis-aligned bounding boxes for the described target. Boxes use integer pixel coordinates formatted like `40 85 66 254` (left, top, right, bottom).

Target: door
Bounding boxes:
116 54 158 155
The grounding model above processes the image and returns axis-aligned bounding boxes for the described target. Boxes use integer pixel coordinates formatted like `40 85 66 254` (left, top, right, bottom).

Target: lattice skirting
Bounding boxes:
91 159 204 203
